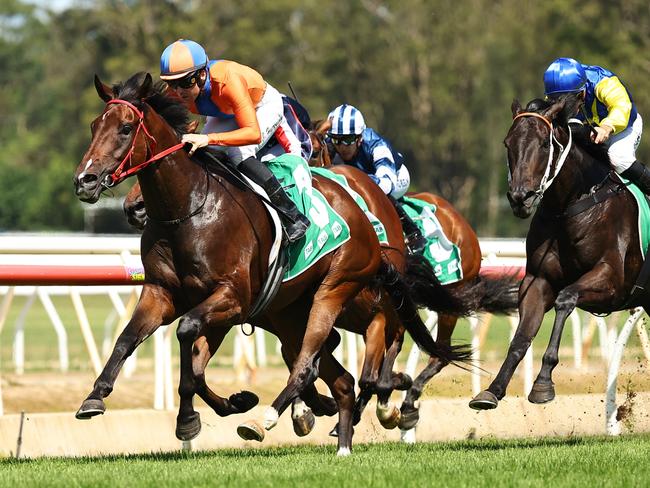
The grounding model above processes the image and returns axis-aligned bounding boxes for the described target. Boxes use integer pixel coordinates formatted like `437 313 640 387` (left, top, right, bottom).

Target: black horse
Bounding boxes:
470 94 648 410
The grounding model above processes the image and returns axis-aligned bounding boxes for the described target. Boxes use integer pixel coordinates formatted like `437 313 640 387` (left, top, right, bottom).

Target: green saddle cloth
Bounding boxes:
401 196 463 285
618 176 650 258
309 167 388 245
267 155 351 282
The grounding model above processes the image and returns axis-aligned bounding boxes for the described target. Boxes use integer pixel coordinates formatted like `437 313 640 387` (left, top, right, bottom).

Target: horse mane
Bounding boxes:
524 95 610 164
112 72 192 137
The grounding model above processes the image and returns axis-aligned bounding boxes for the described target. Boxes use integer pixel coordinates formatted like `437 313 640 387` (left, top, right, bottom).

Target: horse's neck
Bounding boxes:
137 113 208 222
542 136 609 214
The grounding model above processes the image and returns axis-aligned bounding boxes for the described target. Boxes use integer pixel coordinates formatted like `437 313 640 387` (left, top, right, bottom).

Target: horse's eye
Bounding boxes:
541 140 550 149
120 124 133 136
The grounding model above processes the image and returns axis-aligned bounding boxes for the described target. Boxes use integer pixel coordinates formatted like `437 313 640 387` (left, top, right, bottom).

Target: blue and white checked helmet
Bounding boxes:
328 104 366 136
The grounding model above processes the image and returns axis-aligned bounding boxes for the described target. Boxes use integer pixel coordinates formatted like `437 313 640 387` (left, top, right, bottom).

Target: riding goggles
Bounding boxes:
329 134 359 146
167 71 200 90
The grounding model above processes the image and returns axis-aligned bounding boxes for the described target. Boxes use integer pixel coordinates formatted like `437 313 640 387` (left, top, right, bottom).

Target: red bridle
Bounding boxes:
103 99 185 186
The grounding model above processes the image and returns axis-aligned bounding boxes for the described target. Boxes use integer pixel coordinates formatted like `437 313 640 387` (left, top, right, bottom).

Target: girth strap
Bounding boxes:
562 178 626 219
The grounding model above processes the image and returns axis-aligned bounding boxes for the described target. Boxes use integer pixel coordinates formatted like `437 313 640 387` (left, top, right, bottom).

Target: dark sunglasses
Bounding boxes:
167 71 200 90
329 134 359 146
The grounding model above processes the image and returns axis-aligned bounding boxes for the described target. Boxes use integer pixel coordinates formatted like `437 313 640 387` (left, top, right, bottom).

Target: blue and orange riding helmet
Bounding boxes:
543 57 587 96
160 39 209 80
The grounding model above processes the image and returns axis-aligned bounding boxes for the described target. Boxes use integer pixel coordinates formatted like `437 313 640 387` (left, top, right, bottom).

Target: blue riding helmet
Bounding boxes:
328 104 366 136
544 57 587 96
160 39 209 80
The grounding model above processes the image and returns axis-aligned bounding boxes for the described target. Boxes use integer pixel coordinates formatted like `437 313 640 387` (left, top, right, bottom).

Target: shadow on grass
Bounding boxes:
3 433 644 466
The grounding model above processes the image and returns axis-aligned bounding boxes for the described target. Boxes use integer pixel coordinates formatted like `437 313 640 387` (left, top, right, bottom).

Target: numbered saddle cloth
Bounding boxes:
401 196 463 285
267 154 351 282
309 167 388 245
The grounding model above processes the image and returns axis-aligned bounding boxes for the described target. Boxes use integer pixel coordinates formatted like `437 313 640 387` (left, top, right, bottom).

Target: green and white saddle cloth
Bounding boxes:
309 167 388 245
618 175 650 258
267 154 351 282
401 196 463 285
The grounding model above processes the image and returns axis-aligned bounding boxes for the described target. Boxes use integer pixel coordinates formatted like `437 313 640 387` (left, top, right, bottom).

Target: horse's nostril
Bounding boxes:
81 174 98 185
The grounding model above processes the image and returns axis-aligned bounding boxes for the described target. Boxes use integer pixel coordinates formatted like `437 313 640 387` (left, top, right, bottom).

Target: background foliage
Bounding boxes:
1 0 649 235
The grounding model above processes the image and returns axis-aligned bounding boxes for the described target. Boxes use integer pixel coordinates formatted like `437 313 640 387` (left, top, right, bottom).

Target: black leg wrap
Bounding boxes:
621 161 650 195
389 196 427 255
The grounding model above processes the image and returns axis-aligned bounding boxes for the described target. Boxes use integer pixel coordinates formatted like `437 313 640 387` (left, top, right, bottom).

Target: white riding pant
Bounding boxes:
202 84 302 165
607 114 643 173
386 165 410 199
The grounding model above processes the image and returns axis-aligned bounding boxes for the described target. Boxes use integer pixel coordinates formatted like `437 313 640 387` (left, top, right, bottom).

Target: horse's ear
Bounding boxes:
137 73 153 100
543 97 567 121
187 119 200 134
511 99 523 118
94 75 113 102
314 118 332 136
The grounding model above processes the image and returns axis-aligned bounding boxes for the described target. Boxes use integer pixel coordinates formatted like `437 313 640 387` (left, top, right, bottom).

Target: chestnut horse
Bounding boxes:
74 72 472 454
470 94 649 410
309 129 518 429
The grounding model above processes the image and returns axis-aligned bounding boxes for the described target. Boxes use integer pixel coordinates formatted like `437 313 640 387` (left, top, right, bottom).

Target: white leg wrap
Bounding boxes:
263 407 279 430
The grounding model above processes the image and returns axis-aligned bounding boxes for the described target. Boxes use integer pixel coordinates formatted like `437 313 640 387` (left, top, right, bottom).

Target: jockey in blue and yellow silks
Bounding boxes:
160 38 309 242
326 104 427 254
544 57 648 194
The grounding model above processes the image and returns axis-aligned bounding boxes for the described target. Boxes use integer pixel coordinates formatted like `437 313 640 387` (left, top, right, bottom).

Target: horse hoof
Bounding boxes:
75 398 106 419
376 404 400 430
528 382 556 404
398 406 420 430
292 409 316 437
230 390 260 413
329 423 339 437
237 420 265 442
469 390 499 410
176 411 201 441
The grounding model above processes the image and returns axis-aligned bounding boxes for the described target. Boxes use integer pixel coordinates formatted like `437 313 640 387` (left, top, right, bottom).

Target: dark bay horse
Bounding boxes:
74 72 471 454
470 94 648 410
309 129 518 429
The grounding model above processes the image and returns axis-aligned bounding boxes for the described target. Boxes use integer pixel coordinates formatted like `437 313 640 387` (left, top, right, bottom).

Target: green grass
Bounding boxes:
1 435 650 487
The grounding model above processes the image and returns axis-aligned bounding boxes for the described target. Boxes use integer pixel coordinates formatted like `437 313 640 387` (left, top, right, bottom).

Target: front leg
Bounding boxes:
530 263 620 404
76 285 176 419
192 327 259 416
469 275 555 410
175 286 242 441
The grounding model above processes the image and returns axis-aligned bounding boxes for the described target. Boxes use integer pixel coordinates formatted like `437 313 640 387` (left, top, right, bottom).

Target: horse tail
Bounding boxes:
377 260 473 365
400 253 479 316
470 273 520 314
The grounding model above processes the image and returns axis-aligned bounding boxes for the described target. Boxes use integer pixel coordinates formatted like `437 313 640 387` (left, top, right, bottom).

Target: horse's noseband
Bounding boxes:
511 111 573 198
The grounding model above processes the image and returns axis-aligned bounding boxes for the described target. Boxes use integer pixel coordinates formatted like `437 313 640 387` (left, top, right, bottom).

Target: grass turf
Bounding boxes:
1 435 649 488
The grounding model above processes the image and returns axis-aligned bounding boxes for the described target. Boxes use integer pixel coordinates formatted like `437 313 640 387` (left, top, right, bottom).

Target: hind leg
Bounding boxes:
352 310 386 426
399 313 456 430
264 285 360 455
375 314 408 430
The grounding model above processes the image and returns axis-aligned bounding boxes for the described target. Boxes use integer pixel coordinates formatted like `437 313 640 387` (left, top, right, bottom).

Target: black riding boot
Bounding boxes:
239 156 310 243
621 161 650 195
389 196 427 255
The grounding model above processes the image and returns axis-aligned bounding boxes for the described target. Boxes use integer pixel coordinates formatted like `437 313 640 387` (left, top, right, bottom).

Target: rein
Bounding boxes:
512 111 573 197
102 99 185 187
